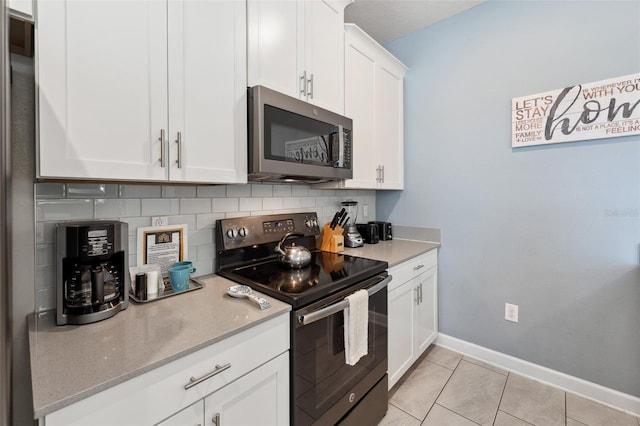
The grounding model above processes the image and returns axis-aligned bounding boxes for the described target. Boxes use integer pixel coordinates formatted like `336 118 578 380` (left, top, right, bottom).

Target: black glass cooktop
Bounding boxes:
218 251 387 308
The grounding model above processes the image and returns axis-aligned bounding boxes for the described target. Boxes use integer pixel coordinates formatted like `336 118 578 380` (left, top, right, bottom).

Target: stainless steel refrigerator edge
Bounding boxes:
1 2 10 425
5 10 37 425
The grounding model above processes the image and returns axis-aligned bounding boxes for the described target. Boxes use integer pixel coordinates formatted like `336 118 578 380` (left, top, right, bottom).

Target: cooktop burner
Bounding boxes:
215 213 388 308
218 251 387 308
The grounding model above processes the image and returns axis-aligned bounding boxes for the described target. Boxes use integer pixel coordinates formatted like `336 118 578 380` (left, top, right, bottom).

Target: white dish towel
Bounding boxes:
344 289 369 366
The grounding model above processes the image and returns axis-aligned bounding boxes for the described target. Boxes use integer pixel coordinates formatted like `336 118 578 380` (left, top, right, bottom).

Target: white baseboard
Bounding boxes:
435 333 640 417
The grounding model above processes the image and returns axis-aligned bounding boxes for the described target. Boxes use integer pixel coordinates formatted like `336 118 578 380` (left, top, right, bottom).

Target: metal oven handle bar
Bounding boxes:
297 275 392 326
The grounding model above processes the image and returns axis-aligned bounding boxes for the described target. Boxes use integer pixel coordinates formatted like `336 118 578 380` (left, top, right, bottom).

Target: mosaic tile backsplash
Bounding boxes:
35 182 376 311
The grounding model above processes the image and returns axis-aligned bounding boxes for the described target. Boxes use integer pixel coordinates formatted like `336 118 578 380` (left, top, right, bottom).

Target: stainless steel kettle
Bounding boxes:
275 232 312 269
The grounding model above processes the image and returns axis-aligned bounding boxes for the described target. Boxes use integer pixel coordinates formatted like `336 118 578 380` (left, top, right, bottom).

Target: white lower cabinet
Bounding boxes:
388 250 438 389
203 353 288 426
157 353 289 426
156 401 204 426
43 314 289 426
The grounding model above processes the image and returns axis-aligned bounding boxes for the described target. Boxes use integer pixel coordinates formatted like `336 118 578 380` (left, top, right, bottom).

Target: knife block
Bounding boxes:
320 223 344 253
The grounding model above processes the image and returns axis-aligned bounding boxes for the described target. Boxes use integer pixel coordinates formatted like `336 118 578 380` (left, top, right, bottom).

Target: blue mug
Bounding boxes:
173 261 193 269
169 264 196 292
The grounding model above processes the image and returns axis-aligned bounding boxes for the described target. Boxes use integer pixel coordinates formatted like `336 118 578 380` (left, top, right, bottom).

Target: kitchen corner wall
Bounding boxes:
35 182 375 312
380 1 640 397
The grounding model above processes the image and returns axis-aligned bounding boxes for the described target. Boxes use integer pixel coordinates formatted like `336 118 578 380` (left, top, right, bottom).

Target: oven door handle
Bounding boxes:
297 274 392 326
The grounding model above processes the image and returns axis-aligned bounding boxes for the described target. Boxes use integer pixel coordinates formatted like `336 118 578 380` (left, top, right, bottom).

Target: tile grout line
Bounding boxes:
387 401 423 423
420 355 462 423
491 371 510 426
434 402 482 425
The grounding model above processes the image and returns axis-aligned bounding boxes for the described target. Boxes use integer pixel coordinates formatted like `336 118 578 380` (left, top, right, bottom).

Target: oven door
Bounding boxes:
292 273 390 425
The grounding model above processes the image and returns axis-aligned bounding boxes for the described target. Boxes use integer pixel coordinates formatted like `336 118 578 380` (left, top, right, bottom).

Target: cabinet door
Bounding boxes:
37 0 168 181
247 0 303 100
167 0 247 183
341 30 378 188
376 63 405 189
303 0 344 114
155 400 204 426
204 352 289 426
388 282 416 389
414 267 438 356
9 0 33 19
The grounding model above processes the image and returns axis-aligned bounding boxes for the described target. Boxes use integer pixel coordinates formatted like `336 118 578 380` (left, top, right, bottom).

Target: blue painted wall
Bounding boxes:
379 0 640 396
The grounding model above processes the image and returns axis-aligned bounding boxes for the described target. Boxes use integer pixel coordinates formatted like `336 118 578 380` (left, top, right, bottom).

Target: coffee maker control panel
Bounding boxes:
84 228 114 256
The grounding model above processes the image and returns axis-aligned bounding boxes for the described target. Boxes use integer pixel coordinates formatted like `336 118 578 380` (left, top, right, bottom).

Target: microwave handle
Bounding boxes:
337 125 344 168
297 274 392 326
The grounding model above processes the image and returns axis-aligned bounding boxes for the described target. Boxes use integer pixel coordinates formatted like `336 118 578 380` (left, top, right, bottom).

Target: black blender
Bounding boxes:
341 200 363 248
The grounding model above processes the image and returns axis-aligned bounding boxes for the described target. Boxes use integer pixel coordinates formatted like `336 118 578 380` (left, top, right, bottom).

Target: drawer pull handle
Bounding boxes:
413 264 425 271
184 363 231 390
212 412 221 425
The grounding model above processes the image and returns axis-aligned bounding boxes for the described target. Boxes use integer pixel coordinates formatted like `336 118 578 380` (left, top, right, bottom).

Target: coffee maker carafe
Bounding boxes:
56 221 129 325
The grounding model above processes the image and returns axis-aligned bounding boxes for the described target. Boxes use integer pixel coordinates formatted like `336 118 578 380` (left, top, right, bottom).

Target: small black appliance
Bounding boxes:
357 223 379 244
56 220 129 325
369 221 393 241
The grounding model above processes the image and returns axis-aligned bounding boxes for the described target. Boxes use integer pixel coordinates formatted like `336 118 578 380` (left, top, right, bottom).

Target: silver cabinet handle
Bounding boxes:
211 413 220 426
413 264 425 271
184 363 231 390
419 283 423 304
176 131 183 169
300 71 307 96
308 73 314 99
159 129 166 167
381 165 385 183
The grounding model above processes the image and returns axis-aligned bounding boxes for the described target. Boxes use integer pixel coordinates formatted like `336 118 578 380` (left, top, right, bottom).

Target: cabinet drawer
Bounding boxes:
45 314 289 426
388 250 437 292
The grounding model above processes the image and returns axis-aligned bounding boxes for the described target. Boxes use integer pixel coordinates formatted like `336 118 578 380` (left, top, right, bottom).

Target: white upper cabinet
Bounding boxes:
37 0 247 184
167 0 247 183
319 23 407 190
37 1 168 181
8 0 34 20
247 0 347 114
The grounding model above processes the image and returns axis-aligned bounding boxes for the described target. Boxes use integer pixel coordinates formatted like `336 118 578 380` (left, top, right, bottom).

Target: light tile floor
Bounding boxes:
380 345 640 426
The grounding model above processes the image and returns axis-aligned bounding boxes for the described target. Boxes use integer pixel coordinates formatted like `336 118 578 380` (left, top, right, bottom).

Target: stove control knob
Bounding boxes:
305 219 317 228
238 227 249 237
226 228 238 239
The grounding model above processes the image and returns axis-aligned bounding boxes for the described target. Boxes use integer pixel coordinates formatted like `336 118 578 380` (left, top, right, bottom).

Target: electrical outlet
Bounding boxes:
363 204 369 218
505 303 519 323
152 216 169 227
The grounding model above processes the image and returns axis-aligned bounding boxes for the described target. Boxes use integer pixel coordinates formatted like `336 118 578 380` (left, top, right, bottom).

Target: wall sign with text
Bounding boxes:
512 74 640 148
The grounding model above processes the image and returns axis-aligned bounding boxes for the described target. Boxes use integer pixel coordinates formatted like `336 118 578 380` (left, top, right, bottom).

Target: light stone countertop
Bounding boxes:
344 239 440 267
29 274 291 419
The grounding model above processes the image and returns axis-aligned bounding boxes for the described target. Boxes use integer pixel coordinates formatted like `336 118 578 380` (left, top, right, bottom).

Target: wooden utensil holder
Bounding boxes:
320 223 344 253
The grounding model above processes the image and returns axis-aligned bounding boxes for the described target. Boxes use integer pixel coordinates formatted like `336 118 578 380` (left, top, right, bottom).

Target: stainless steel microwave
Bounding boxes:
248 85 353 183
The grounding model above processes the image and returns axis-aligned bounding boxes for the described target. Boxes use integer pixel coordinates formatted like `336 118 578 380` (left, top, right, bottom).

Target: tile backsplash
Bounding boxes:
35 182 376 311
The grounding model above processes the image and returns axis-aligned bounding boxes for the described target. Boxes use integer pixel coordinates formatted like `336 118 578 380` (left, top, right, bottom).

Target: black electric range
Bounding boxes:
215 212 390 426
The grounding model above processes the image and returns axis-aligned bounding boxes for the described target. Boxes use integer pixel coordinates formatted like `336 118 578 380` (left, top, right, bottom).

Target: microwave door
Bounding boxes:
331 125 344 168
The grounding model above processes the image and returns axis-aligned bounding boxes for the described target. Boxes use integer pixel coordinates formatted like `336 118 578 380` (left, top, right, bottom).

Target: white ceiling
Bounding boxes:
345 0 486 45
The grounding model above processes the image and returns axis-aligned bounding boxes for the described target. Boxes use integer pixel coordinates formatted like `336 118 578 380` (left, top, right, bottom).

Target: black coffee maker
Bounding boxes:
56 220 129 325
